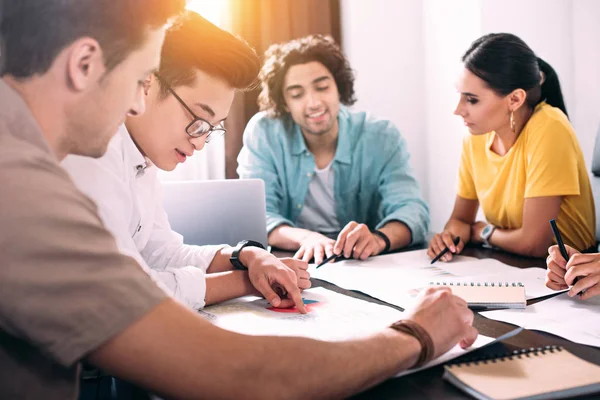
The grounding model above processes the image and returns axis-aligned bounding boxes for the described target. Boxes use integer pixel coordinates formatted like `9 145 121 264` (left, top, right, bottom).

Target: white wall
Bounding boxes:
422 0 482 231
341 0 600 232
340 0 427 198
573 0 600 168
481 1 575 114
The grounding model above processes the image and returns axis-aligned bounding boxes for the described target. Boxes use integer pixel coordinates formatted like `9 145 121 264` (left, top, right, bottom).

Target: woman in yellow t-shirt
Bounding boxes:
428 33 596 261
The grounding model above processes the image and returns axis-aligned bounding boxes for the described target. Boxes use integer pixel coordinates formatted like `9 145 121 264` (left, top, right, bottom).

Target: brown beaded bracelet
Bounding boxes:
389 320 435 368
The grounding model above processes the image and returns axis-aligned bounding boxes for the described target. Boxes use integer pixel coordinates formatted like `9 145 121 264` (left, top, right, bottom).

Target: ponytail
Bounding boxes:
462 34 569 119
537 57 568 117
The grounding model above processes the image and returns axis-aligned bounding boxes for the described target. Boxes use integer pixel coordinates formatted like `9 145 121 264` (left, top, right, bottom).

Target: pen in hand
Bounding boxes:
549 219 582 296
430 236 461 264
316 253 339 269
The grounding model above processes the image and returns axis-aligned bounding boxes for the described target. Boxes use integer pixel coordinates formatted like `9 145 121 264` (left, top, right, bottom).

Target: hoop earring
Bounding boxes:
510 111 516 133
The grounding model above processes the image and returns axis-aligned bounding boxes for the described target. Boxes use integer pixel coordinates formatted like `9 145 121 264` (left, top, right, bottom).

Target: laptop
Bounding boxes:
161 179 269 248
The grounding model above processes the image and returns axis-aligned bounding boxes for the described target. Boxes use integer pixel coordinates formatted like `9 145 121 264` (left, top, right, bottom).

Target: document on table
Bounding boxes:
308 250 480 309
200 287 522 378
309 249 557 309
199 287 404 340
481 292 600 348
394 327 523 378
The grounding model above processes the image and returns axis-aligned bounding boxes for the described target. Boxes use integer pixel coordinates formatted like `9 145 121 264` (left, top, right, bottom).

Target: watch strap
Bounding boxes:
230 240 265 270
480 224 496 246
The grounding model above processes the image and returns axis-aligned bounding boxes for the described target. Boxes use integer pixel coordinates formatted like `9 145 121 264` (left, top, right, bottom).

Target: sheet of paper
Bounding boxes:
201 286 522 378
310 249 556 308
481 292 600 348
308 250 481 307
309 249 477 273
394 327 523 378
200 287 404 340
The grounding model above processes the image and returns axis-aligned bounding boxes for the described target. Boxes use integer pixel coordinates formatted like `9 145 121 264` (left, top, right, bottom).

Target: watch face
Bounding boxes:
481 225 493 239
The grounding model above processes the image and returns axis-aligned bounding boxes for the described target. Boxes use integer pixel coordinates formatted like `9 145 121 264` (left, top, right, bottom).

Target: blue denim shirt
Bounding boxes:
237 106 430 244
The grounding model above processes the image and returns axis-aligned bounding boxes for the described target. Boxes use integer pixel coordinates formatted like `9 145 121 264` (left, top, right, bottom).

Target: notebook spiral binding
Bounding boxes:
447 345 564 368
429 281 524 287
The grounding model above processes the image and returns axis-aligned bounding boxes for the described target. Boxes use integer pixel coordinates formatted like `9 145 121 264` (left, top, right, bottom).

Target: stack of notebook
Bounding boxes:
428 281 526 309
443 346 600 399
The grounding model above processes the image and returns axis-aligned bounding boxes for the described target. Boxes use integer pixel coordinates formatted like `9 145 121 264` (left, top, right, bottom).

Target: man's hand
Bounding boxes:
427 231 464 262
333 221 385 261
294 232 336 265
404 287 478 357
241 248 310 313
280 257 312 290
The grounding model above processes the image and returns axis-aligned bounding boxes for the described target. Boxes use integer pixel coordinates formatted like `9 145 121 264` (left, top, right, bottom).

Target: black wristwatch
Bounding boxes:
229 240 266 270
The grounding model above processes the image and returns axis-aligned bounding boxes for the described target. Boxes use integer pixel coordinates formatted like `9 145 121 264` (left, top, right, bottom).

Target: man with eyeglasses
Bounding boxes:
62 11 311 315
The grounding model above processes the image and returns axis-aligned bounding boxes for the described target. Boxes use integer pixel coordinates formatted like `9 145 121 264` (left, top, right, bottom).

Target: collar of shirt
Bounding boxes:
118 124 153 177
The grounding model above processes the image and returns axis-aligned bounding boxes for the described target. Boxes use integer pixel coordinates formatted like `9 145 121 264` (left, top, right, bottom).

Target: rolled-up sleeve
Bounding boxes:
119 244 207 310
376 125 430 244
139 181 228 310
237 114 295 234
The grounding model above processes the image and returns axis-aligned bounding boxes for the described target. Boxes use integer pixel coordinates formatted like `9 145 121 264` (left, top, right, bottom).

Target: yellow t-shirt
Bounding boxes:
457 102 596 251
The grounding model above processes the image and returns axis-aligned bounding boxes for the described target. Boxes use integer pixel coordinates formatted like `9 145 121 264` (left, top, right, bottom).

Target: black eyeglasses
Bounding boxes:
154 73 226 143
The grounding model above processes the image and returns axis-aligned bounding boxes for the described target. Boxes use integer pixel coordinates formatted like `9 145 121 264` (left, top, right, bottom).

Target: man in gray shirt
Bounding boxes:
0 1 478 399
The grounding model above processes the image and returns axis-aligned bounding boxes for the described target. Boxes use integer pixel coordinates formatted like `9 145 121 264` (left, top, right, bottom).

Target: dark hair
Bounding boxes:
462 33 568 117
157 10 260 98
258 34 356 118
0 0 185 78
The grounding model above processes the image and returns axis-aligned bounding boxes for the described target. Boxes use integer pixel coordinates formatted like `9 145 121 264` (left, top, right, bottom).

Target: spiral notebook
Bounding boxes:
443 346 600 400
428 281 526 309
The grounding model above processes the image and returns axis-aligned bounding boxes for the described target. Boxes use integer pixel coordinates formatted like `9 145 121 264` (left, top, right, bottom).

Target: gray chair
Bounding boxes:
592 128 600 244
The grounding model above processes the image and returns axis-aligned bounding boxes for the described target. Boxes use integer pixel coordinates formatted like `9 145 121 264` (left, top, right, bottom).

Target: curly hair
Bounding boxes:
258 35 356 118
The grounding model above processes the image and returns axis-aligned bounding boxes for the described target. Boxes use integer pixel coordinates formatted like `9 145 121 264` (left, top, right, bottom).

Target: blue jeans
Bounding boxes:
79 364 114 400
79 364 148 400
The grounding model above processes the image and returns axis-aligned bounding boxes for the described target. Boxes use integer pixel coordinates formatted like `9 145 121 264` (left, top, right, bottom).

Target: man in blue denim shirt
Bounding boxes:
238 35 429 265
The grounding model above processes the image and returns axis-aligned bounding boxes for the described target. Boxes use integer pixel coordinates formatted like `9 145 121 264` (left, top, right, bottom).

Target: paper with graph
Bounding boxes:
199 287 404 340
309 249 557 309
200 286 522 378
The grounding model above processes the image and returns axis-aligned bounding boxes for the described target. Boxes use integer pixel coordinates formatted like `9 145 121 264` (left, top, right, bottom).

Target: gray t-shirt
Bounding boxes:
0 80 168 399
296 161 341 234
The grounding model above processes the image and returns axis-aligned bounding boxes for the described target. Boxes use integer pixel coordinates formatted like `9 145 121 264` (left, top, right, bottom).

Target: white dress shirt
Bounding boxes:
61 125 226 309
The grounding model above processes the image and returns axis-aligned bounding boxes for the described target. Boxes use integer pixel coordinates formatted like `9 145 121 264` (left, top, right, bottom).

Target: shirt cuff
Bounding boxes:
170 266 208 310
191 244 229 273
